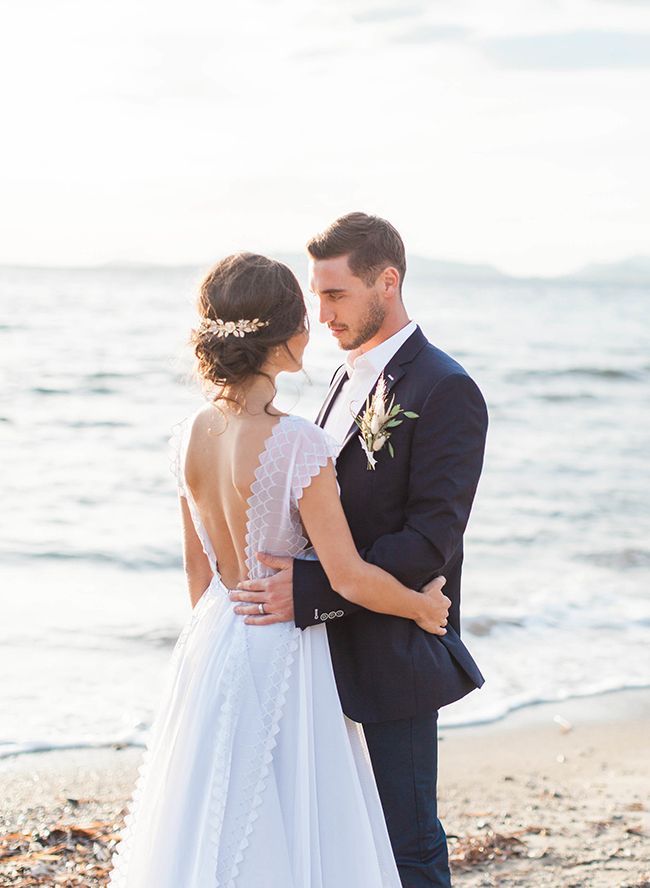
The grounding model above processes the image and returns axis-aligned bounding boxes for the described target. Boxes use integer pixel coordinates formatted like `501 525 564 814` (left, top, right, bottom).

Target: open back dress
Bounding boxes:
107 412 401 888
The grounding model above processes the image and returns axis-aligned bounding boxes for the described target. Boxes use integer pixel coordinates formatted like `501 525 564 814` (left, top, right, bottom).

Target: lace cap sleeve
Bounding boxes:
288 417 339 504
168 417 190 498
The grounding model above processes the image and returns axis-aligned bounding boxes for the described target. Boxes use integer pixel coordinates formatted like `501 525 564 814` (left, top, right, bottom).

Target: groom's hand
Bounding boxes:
418 576 451 635
229 553 295 624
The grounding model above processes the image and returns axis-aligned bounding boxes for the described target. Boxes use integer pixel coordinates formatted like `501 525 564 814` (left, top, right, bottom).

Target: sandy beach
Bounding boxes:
1 688 649 887
438 689 650 887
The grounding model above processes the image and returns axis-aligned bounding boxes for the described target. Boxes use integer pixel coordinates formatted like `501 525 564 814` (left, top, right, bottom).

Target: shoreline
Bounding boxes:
441 684 650 737
1 688 649 886
3 683 649 762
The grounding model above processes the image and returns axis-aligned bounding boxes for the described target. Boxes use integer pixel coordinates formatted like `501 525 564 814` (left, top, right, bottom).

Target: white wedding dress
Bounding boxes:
108 413 401 888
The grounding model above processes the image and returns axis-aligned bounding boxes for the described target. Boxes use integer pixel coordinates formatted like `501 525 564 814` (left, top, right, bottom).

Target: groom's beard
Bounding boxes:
338 295 387 351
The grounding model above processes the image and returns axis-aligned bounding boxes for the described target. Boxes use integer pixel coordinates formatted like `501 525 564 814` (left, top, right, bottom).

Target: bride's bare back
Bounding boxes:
183 404 285 591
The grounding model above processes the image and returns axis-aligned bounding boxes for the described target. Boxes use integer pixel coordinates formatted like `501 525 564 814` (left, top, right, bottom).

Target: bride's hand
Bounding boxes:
415 576 450 635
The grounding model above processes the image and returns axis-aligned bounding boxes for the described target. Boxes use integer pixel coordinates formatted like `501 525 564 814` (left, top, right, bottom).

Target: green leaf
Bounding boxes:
386 419 402 428
390 405 401 416
388 442 394 457
403 411 419 419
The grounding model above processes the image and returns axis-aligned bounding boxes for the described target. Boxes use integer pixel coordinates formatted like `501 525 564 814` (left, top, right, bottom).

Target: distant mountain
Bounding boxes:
273 253 509 283
562 256 650 284
4 254 649 285
180 253 650 285
407 256 508 282
272 252 309 276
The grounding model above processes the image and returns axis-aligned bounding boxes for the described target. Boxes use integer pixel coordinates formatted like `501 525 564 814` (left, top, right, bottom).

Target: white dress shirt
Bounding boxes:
323 320 418 445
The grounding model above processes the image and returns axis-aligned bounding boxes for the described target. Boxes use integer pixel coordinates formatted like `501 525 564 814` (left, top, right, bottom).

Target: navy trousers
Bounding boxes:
363 712 452 888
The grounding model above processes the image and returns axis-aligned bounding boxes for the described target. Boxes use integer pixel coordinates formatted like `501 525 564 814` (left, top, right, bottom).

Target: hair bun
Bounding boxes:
191 253 306 395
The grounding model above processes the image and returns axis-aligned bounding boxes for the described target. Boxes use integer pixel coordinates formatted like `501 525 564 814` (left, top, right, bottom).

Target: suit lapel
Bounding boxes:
316 365 348 428
338 326 427 453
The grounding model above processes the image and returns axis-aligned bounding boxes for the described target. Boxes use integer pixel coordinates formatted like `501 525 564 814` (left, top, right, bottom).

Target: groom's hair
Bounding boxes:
306 212 406 293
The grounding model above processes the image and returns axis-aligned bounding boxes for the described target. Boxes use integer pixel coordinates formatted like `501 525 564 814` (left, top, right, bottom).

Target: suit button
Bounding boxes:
335 610 344 617
320 613 328 621
328 611 337 619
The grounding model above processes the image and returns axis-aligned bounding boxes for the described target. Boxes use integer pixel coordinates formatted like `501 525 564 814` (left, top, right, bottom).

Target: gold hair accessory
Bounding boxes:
198 317 269 338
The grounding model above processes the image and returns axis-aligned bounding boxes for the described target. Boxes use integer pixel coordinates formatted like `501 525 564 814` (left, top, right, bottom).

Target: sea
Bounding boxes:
1 262 649 757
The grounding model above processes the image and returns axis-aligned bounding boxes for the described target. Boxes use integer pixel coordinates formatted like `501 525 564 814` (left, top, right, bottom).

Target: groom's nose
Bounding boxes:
318 297 334 325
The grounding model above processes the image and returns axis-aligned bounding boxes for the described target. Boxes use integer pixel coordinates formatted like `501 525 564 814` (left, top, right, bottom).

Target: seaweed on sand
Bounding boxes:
0 821 120 887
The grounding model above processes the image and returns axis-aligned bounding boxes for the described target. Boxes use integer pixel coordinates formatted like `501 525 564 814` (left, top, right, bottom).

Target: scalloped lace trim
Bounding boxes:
245 415 338 579
290 423 339 506
168 417 189 499
210 620 299 887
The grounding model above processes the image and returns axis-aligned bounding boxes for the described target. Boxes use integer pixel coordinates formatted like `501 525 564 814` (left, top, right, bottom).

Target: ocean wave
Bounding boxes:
463 615 524 637
86 371 138 380
575 548 650 569
0 550 183 571
0 725 150 760
67 420 131 428
439 680 650 729
535 393 596 402
114 628 181 647
32 386 71 395
507 367 644 382
30 383 127 399
85 386 116 395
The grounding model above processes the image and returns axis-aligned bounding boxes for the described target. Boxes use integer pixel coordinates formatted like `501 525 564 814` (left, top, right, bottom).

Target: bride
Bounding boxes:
108 252 450 888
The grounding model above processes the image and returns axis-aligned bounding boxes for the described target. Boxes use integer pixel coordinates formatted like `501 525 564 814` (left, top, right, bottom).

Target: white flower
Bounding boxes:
353 372 419 470
359 436 377 469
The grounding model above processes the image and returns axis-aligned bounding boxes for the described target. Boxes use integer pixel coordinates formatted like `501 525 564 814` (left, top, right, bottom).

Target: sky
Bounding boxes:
2 0 650 275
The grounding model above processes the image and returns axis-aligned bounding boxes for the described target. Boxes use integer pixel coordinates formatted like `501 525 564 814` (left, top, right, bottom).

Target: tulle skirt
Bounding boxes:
108 577 401 888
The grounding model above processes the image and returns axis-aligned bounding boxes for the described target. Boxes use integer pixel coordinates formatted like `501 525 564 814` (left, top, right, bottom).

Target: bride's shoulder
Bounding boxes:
173 403 210 430
169 404 217 457
278 414 339 455
278 413 326 438
275 416 339 502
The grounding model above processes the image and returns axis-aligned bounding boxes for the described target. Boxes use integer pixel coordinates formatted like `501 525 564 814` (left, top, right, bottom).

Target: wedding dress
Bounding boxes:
108 413 401 888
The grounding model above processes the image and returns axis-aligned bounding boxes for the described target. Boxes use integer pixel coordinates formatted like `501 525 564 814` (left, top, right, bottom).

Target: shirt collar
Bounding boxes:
345 320 417 378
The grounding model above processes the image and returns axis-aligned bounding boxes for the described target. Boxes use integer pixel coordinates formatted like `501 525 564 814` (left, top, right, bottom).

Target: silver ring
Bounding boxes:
258 602 265 615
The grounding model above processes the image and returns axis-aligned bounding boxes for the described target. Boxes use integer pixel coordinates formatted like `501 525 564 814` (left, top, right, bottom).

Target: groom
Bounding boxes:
231 212 488 887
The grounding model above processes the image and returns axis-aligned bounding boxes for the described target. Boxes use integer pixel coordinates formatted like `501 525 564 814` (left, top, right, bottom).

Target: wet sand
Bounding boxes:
1 689 649 886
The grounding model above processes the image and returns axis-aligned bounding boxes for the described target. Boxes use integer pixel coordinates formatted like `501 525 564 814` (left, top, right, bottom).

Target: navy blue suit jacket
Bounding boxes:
293 326 488 723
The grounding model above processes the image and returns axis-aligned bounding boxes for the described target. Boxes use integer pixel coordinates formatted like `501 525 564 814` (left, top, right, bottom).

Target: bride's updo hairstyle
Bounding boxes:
191 252 306 403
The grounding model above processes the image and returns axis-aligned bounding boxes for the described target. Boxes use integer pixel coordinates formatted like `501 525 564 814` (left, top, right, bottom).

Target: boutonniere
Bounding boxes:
354 373 418 470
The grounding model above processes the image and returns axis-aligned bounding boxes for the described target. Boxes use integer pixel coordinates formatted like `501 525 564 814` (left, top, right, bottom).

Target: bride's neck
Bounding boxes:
226 371 280 417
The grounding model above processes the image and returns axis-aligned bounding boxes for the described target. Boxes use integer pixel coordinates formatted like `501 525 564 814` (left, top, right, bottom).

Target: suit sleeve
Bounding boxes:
293 372 488 629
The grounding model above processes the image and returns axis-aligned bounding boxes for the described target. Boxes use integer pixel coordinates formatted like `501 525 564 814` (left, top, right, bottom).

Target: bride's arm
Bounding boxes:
180 496 213 608
298 461 450 635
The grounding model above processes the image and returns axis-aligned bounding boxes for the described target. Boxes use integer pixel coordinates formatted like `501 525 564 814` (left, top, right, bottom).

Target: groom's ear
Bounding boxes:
376 266 401 298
